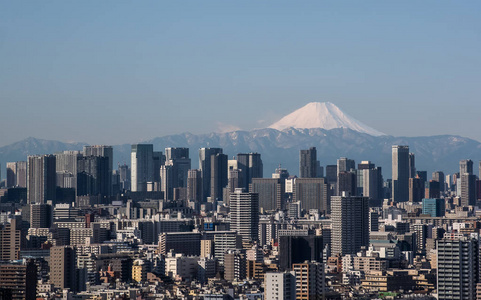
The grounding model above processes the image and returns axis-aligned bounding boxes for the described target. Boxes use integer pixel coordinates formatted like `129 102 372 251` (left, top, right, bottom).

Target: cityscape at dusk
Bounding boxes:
1 1 481 300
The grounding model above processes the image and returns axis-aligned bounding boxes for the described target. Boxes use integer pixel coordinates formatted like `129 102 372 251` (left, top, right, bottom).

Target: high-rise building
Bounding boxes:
300 147 318 178
152 151 165 183
460 173 476 206
250 178 285 211
224 249 246 281
229 189 259 242
422 198 445 217
460 159 474 175
55 151 81 189
30 203 52 228
409 176 424 203
392 145 409 202
187 169 202 202
165 147 191 188
292 178 329 214
237 153 263 190
0 218 21 260
50 246 77 292
83 145 113 196
77 155 110 198
6 161 27 188
362 167 383 207
199 148 223 201
264 271 296 300
408 153 416 178
0 259 37 300
131 144 154 192
27 154 56 204
160 164 173 200
292 261 325 300
432 171 445 193
437 234 478 300
338 171 356 196
278 233 323 271
425 180 440 199
118 163 131 191
210 153 228 201
331 195 369 256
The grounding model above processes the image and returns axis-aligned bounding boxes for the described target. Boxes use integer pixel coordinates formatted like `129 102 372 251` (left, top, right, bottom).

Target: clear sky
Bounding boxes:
1 1 480 146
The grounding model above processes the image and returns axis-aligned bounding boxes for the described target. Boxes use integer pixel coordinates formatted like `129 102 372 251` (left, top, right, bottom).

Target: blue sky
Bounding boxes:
1 1 480 146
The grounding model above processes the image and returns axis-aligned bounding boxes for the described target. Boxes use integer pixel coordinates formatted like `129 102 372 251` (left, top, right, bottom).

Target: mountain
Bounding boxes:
1 130 480 180
269 102 385 136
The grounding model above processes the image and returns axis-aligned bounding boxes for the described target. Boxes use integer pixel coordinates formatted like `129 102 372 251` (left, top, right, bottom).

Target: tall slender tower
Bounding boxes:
408 153 416 178
199 148 223 201
237 153 263 189
230 188 259 242
83 145 113 196
460 159 473 175
392 145 409 202
299 147 317 178
210 153 228 201
131 144 154 192
27 155 56 204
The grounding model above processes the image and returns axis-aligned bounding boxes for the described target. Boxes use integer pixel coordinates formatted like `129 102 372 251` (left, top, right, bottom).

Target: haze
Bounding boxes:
1 1 480 147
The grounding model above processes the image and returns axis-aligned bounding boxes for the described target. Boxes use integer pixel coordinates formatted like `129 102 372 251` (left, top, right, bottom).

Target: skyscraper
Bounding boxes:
237 153 263 190
210 153 228 202
460 159 473 175
422 198 445 217
409 176 424 203
165 147 191 188
338 171 356 196
199 148 223 201
432 171 445 193
50 246 77 292
392 145 409 202
160 164 173 200
187 169 202 202
131 144 154 192
292 261 325 300
77 155 110 198
250 178 285 211
278 233 323 271
331 195 369 256
460 173 476 206
408 153 416 178
437 234 478 300
362 167 383 207
83 145 113 196
0 218 21 260
27 154 56 204
299 147 317 178
293 178 329 214
6 161 27 188
55 151 82 189
229 188 259 242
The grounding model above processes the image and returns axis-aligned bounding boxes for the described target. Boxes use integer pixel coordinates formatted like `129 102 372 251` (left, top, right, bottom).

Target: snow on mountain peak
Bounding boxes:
268 102 385 136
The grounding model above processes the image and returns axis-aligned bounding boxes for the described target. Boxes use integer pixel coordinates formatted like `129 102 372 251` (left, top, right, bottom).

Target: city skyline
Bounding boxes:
1 1 481 146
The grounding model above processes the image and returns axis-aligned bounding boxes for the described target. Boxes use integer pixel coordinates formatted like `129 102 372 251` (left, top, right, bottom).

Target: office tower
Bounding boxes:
118 163 131 191
213 232 243 266
392 145 409 202
278 234 323 271
187 169 202 202
293 178 329 214
158 232 201 256
425 180 440 199
160 165 173 200
300 147 317 178
229 189 259 242
199 148 223 201
317 162 323 178
264 271 296 300
210 153 228 201
416 171 428 184
460 159 473 175
362 167 383 206
50 246 77 292
224 249 247 281
369 210 379 232
237 153 263 190
165 147 191 188
422 198 445 217
27 154 56 204
325 165 337 184
437 234 478 300
83 145 113 196
292 261 325 300
77 156 109 198
225 168 242 205
460 173 476 206
55 151 81 189
0 218 21 260
409 176 424 203
6 161 27 188
250 178 285 211
337 157 355 174
432 171 445 193
152 151 165 183
338 171 356 196
331 195 369 256
30 203 52 228
358 161 375 170
0 259 37 300
131 144 154 192
272 165 290 180
408 153 416 178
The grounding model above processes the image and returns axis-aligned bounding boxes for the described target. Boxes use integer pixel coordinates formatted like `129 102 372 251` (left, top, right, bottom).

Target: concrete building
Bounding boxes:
0 218 21 260
292 261 325 300
331 195 369 256
237 152 263 190
392 145 410 202
292 178 329 214
300 147 318 178
0 259 37 300
6 161 27 188
131 144 154 192
187 169 203 202
422 198 445 217
50 246 77 292
264 271 296 300
27 154 56 204
199 148 223 201
250 178 285 211
230 189 259 242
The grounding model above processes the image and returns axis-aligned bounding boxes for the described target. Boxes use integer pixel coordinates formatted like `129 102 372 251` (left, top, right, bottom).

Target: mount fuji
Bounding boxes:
268 102 385 136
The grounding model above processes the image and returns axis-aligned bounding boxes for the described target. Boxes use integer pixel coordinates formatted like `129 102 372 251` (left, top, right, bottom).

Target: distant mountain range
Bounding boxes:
1 102 480 179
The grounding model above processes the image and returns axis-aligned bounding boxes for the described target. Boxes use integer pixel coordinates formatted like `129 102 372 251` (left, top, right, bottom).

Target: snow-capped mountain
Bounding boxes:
268 102 385 136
